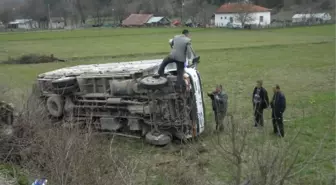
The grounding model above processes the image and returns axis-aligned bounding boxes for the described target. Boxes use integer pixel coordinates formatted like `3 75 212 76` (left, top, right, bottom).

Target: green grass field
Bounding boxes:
0 25 335 184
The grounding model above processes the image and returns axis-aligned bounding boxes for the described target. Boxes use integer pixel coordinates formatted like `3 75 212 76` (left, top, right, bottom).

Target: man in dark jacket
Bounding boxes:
270 84 286 137
154 29 196 92
208 85 228 131
252 80 269 127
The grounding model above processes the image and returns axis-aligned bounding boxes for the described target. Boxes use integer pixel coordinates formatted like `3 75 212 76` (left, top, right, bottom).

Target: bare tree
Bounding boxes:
136 0 152 14
21 0 49 29
233 0 257 27
112 0 128 24
73 0 87 24
211 110 332 185
0 9 14 27
50 0 74 27
194 1 217 26
86 0 112 26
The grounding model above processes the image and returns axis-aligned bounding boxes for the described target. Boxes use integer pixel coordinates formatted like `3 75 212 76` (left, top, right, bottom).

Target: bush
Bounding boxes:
0 164 29 185
2 54 65 64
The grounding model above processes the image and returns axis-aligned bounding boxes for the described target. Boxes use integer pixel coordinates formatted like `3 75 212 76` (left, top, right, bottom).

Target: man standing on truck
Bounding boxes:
154 29 196 92
270 84 286 137
208 85 228 131
252 80 269 127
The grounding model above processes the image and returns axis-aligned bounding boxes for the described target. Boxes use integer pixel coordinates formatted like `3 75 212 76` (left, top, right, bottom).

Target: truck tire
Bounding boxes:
145 130 172 146
139 76 168 90
46 95 64 118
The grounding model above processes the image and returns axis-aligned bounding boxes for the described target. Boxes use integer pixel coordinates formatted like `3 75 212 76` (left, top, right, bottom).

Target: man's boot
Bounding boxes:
152 73 161 79
174 84 186 93
219 123 224 131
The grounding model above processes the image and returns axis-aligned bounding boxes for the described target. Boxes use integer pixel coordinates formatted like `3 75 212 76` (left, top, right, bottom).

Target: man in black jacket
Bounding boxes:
270 84 286 137
208 85 228 131
252 80 269 127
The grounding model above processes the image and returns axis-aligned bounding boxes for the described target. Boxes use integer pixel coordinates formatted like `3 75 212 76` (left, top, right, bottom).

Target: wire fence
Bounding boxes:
250 20 336 30
0 19 335 33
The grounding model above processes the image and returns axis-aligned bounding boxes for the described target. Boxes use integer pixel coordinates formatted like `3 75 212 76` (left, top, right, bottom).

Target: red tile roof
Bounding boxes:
216 3 271 13
122 14 153 26
172 20 181 25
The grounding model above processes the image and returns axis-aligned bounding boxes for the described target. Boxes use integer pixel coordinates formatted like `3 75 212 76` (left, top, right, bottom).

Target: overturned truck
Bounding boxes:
32 58 205 145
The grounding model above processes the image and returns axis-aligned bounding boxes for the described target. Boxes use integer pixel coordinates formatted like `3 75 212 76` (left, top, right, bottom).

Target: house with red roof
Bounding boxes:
122 14 154 27
214 2 271 28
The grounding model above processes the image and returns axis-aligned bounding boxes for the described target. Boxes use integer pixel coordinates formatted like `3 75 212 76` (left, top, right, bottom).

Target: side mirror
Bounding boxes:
187 56 201 69
192 56 200 64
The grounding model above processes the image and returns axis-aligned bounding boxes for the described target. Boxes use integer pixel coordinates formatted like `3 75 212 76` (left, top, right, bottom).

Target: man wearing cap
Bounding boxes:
208 85 228 131
154 29 196 92
252 80 269 127
270 84 286 137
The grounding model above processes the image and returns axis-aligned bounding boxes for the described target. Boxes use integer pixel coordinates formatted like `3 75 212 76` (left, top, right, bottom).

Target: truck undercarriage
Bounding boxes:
32 59 202 146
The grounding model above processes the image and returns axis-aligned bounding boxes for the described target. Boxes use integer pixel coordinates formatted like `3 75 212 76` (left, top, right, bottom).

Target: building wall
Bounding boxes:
50 22 65 29
214 12 271 27
292 14 332 23
17 21 38 29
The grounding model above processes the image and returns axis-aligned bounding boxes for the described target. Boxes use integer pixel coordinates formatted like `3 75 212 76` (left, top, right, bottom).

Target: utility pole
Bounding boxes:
48 4 51 29
181 0 184 25
112 8 115 25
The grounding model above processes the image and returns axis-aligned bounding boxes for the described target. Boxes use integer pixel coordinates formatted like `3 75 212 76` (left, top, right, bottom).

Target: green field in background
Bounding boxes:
0 25 335 184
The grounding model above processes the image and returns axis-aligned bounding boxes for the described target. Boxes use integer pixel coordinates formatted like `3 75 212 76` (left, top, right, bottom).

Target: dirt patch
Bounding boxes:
2 54 66 64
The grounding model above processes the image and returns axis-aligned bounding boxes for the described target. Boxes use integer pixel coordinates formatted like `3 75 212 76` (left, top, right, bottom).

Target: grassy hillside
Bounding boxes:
0 25 335 184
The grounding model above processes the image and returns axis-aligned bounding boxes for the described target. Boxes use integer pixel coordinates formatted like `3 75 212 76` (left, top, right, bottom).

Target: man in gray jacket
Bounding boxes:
154 29 195 92
208 85 228 131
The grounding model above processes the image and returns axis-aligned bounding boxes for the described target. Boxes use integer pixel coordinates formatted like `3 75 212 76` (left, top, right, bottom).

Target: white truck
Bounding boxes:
32 56 205 146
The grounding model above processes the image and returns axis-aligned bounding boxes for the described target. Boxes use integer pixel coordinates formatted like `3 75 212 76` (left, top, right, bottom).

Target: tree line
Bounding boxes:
0 0 330 27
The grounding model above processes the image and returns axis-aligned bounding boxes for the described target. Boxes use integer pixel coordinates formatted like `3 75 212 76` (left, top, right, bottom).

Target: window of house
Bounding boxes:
225 17 227 19
259 16 264 22
221 17 223 19
229 17 233 23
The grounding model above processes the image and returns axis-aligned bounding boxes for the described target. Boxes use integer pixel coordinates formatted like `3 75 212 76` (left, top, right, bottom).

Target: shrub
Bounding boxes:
2 54 65 64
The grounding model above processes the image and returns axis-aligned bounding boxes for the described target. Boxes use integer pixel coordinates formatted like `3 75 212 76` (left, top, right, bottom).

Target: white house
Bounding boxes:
292 13 332 23
214 3 271 28
146 16 171 26
49 17 65 29
8 19 38 29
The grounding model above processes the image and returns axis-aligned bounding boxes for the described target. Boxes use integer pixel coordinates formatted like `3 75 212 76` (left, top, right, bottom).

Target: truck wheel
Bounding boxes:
139 76 168 90
46 95 64 118
145 130 172 146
